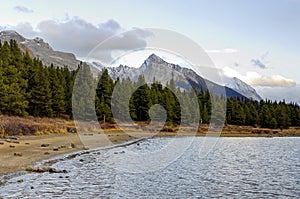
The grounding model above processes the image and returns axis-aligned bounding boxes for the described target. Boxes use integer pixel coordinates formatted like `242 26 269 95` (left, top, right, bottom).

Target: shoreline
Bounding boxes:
1 127 300 176
0 131 135 175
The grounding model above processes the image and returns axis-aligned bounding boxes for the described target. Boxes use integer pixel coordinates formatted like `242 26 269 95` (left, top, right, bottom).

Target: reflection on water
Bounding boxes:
0 137 299 198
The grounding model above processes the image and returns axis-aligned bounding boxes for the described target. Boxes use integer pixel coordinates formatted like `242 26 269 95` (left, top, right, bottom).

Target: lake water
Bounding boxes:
0 137 299 198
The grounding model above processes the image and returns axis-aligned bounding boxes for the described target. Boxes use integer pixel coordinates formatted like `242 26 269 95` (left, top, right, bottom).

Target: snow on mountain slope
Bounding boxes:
91 54 260 99
226 77 262 101
0 30 80 70
0 30 262 100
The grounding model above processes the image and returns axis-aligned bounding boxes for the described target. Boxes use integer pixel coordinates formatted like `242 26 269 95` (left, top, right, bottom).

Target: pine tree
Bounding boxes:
132 75 151 121
277 105 289 129
95 69 114 122
111 77 133 122
0 41 28 116
49 65 66 116
201 104 210 124
259 104 272 128
246 102 259 127
270 118 278 129
62 66 76 116
27 61 52 117
226 98 234 124
72 63 96 120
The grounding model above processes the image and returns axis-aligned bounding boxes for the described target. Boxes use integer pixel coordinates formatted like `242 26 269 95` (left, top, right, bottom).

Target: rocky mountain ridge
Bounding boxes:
0 30 80 70
0 30 262 100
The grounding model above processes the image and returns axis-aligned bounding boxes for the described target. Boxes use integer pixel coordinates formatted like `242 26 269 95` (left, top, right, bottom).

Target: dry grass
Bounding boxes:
0 115 75 136
0 115 299 137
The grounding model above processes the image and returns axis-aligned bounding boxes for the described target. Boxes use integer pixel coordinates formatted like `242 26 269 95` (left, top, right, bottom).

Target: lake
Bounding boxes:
0 137 299 198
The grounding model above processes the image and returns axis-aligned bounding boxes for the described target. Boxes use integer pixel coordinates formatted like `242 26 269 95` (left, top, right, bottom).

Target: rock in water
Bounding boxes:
25 166 67 173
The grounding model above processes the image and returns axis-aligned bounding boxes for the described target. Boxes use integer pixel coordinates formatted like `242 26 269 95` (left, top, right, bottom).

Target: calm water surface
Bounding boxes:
0 137 299 198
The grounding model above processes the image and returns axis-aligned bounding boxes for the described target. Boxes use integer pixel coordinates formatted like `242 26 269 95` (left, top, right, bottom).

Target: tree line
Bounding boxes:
1 39 300 129
0 40 75 117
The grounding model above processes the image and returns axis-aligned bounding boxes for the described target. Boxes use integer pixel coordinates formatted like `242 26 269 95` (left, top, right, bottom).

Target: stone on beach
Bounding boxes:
14 152 23 157
53 147 59 151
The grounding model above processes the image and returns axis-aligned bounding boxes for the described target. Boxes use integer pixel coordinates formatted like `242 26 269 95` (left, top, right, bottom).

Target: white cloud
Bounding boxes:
205 48 239 54
222 67 296 88
249 75 296 87
2 17 152 62
205 49 221 53
223 48 239 53
255 86 300 103
222 66 244 79
13 6 34 13
36 17 152 61
13 22 36 38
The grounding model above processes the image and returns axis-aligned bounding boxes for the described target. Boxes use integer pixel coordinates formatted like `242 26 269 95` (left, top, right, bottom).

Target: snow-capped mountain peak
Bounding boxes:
226 77 262 101
90 54 261 100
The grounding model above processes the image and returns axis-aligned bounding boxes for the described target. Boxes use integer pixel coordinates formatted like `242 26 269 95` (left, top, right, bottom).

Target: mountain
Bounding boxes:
92 54 258 99
0 30 80 70
226 77 262 101
0 30 261 100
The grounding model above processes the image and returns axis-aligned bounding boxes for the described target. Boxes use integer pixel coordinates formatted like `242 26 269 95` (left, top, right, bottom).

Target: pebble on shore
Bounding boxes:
14 152 23 157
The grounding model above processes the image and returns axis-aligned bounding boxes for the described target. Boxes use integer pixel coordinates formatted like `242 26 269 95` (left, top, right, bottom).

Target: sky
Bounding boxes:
0 0 299 102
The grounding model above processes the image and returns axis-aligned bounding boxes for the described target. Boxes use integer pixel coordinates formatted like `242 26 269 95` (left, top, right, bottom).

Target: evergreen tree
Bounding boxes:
276 105 289 129
95 69 114 122
72 63 96 120
270 117 278 129
201 104 210 124
259 104 272 128
63 66 76 116
49 65 66 116
112 77 135 122
0 41 28 116
131 75 151 121
246 102 259 127
27 61 52 117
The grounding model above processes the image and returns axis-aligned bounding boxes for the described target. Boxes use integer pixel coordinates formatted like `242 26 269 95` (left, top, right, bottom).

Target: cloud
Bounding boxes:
13 22 37 38
249 75 296 87
13 6 34 13
223 48 239 53
36 17 152 61
222 67 296 87
255 86 300 104
233 62 240 67
222 66 243 79
261 51 269 60
205 48 239 53
251 58 266 69
3 17 152 61
251 52 270 69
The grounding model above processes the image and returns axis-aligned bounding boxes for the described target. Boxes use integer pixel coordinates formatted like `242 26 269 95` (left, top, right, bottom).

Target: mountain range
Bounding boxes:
0 30 262 101
0 30 80 69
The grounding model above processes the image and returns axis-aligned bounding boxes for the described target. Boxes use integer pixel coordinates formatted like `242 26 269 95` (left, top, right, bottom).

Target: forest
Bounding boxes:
1 39 300 129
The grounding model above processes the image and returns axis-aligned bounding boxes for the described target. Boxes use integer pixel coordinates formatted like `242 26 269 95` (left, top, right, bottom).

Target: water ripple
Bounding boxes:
0 137 299 198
